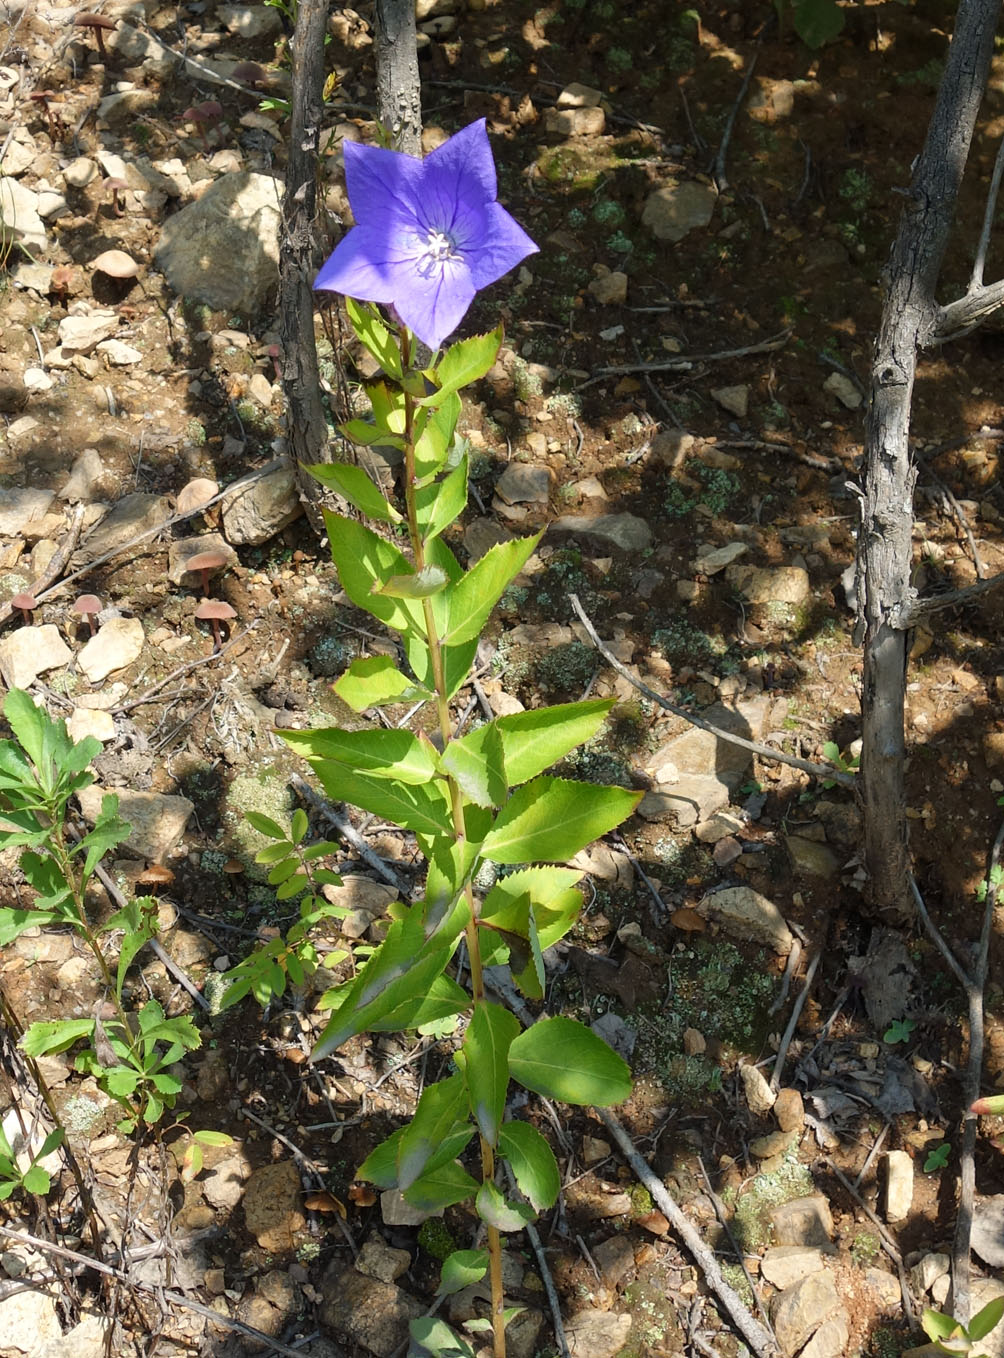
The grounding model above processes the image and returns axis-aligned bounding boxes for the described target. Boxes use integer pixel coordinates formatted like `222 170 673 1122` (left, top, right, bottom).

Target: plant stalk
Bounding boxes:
400 328 507 1358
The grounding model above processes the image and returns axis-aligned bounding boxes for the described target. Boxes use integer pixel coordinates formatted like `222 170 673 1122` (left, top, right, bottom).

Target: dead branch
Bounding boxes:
713 53 758 192
574 330 791 389
900 565 1004 624
568 594 855 787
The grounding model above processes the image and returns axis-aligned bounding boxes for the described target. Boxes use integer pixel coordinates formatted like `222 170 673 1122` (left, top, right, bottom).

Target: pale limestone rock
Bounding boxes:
74 493 171 566
910 1252 950 1295
355 1238 411 1284
642 180 716 242
771 1270 840 1356
0 625 71 689
865 1267 901 1307
97 339 143 366
823 371 862 409
380 1188 435 1227
545 105 605 136
218 2 282 35
167 533 237 586
770 1195 834 1247
761 1245 825 1289
740 1062 776 1115
637 774 728 828
78 616 143 683
801 1310 850 1358
695 809 746 843
67 707 116 744
76 786 193 862
693 541 747 574
0 1289 62 1352
202 1155 250 1210
712 384 749 418
968 1280 1004 1358
59 449 113 504
774 1087 805 1132
0 177 45 252
0 487 54 534
565 1310 632 1358
557 81 603 107
57 310 119 354
885 1150 913 1222
221 458 301 545
726 563 811 609
551 511 652 552
588 270 628 305
495 463 551 505
62 156 98 188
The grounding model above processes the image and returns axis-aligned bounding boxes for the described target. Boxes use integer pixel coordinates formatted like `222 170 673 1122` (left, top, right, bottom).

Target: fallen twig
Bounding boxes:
597 1107 776 1357
503 1159 570 1358
770 951 820 1092
697 1156 774 1339
575 330 791 390
290 772 408 891
0 503 86 629
713 52 758 192
569 595 855 788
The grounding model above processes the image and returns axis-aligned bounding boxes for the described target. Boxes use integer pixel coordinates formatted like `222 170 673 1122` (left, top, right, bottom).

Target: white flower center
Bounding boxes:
421 228 458 266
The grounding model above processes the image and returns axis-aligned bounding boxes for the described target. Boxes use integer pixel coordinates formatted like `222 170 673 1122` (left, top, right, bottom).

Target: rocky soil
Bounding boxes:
2 1 1004 1356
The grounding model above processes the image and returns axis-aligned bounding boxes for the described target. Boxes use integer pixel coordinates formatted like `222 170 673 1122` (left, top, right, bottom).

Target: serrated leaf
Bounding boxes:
368 973 470 1032
480 866 583 951
334 656 433 713
440 535 542 646
415 454 469 542
418 328 503 405
397 1072 469 1190
475 1180 534 1232
21 1019 96 1058
508 1017 631 1106
323 512 423 639
495 700 617 786
437 1249 489 1298
498 1121 559 1212
375 565 449 599
440 722 507 809
345 297 403 379
513 904 545 1001
21 1165 50 1195
414 392 462 481
307 460 404 524
482 777 642 864
304 760 454 837
463 1003 519 1146
283 727 440 786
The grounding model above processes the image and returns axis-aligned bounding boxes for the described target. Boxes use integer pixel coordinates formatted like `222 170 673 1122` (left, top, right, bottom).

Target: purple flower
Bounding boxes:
314 119 538 351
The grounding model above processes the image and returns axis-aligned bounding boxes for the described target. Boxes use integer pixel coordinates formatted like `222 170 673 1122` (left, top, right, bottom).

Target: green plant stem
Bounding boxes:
401 328 507 1358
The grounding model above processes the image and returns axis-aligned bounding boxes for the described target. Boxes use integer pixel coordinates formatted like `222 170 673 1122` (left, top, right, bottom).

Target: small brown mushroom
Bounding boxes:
181 100 223 151
102 176 129 217
195 598 236 651
136 863 175 895
91 249 140 282
73 12 117 58
175 478 219 519
71 594 102 636
10 592 36 624
29 90 61 139
50 265 77 306
185 549 228 595
231 60 269 90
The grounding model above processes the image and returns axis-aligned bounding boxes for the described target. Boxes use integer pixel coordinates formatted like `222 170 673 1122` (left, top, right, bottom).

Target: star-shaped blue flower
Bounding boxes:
314 119 538 352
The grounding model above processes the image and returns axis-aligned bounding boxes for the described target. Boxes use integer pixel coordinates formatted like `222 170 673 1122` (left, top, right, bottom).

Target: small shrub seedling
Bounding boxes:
923 1295 1004 1358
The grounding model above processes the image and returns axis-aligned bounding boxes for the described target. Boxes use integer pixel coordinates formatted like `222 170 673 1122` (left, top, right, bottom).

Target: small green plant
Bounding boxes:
924 1142 951 1173
774 0 844 48
850 1231 880 1266
821 741 859 789
883 1018 915 1045
838 168 872 216
923 1296 1004 1358
0 1124 63 1199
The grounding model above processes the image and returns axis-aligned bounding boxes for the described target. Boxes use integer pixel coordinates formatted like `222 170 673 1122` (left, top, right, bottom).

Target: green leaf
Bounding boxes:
290 808 308 843
414 393 461 482
441 722 507 809
109 896 157 1000
193 1130 233 1147
376 565 449 599
397 1072 470 1190
475 1180 534 1232
513 904 545 1001
76 795 130 880
334 656 433 713
21 1019 96 1058
368 973 470 1032
498 1121 559 1212
437 1250 489 1298
409 1316 477 1358
969 1297 1004 1343
785 0 845 48
304 760 454 837
283 728 439 786
922 1310 960 1343
35 1129 64 1160
495 700 617 786
415 454 469 542
405 1157 479 1213
345 298 403 379
508 1017 632 1106
418 328 503 405
323 512 423 638
0 908 66 946
306 460 404 524
480 866 583 951
483 777 642 864
245 811 288 840
4 689 51 780
21 1165 50 1195
463 1003 519 1146
440 535 542 646
358 1128 406 1188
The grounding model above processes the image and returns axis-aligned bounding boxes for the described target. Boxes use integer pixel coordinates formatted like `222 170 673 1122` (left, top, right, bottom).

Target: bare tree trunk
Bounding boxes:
374 0 422 155
859 0 1001 915
278 0 330 530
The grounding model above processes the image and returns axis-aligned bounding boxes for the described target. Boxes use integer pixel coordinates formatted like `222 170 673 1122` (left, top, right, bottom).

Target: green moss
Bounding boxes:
224 758 297 878
731 1154 815 1253
536 642 597 697
851 1231 881 1266
418 1217 457 1261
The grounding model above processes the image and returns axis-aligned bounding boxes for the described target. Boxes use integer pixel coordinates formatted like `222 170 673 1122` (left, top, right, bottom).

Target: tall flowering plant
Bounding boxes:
292 120 640 1358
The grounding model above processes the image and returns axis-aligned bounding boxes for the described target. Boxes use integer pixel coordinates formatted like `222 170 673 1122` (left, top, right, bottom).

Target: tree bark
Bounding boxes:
374 0 422 155
860 0 1000 915
278 0 331 529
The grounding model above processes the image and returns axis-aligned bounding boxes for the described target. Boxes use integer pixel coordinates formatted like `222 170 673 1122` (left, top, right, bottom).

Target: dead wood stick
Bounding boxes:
713 51 758 192
697 1156 774 1338
290 772 408 891
502 1162 571 1358
900 565 1004 625
770 950 820 1092
575 330 791 389
569 594 855 787
821 1156 917 1326
596 1107 776 1357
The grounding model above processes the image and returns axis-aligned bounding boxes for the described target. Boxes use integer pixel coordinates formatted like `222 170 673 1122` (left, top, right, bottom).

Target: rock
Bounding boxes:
74 493 171 566
0 130 37 177
97 339 143 366
637 774 730 828
0 625 72 689
380 1188 436 1227
106 21 176 75
700 885 793 954
545 105 605 136
565 1309 632 1358
582 1135 612 1165
0 363 27 413
648 697 769 793
771 1269 840 1356
221 458 301 545
866 1267 901 1307
760 1245 825 1290
76 786 193 862
219 2 282 35
20 368 50 395
0 1290 62 1352
506 1306 545 1358
243 1161 305 1251
774 1088 805 1133
0 177 46 252
784 834 839 879
550 511 652 552
801 1310 850 1358
59 449 113 503
464 517 513 561
642 180 717 242
57 310 120 354
769 1195 834 1247
321 875 398 913
62 156 98 188
695 809 746 843
202 1155 250 1210
495 463 551 505
966 1280 1004 1358
588 269 628 305
319 1264 423 1357
911 1251 950 1295
973 1195 1004 1267
36 1312 108 1358
78 617 144 683
712 384 749 418
750 1129 798 1159
725 564 811 610
154 172 283 314
885 1150 913 1222
67 708 116 744
740 1062 776 1115
167 533 238 586
823 371 862 409
356 1237 411 1284
0 487 55 534
557 81 603 107
694 541 747 574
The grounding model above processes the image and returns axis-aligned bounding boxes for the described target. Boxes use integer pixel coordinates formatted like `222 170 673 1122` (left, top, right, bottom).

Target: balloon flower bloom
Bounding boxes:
314 118 538 351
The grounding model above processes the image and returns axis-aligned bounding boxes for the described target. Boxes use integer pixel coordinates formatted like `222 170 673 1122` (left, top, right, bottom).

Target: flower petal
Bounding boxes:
460 201 539 290
343 138 426 235
395 259 477 351
314 226 419 304
422 118 496 214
